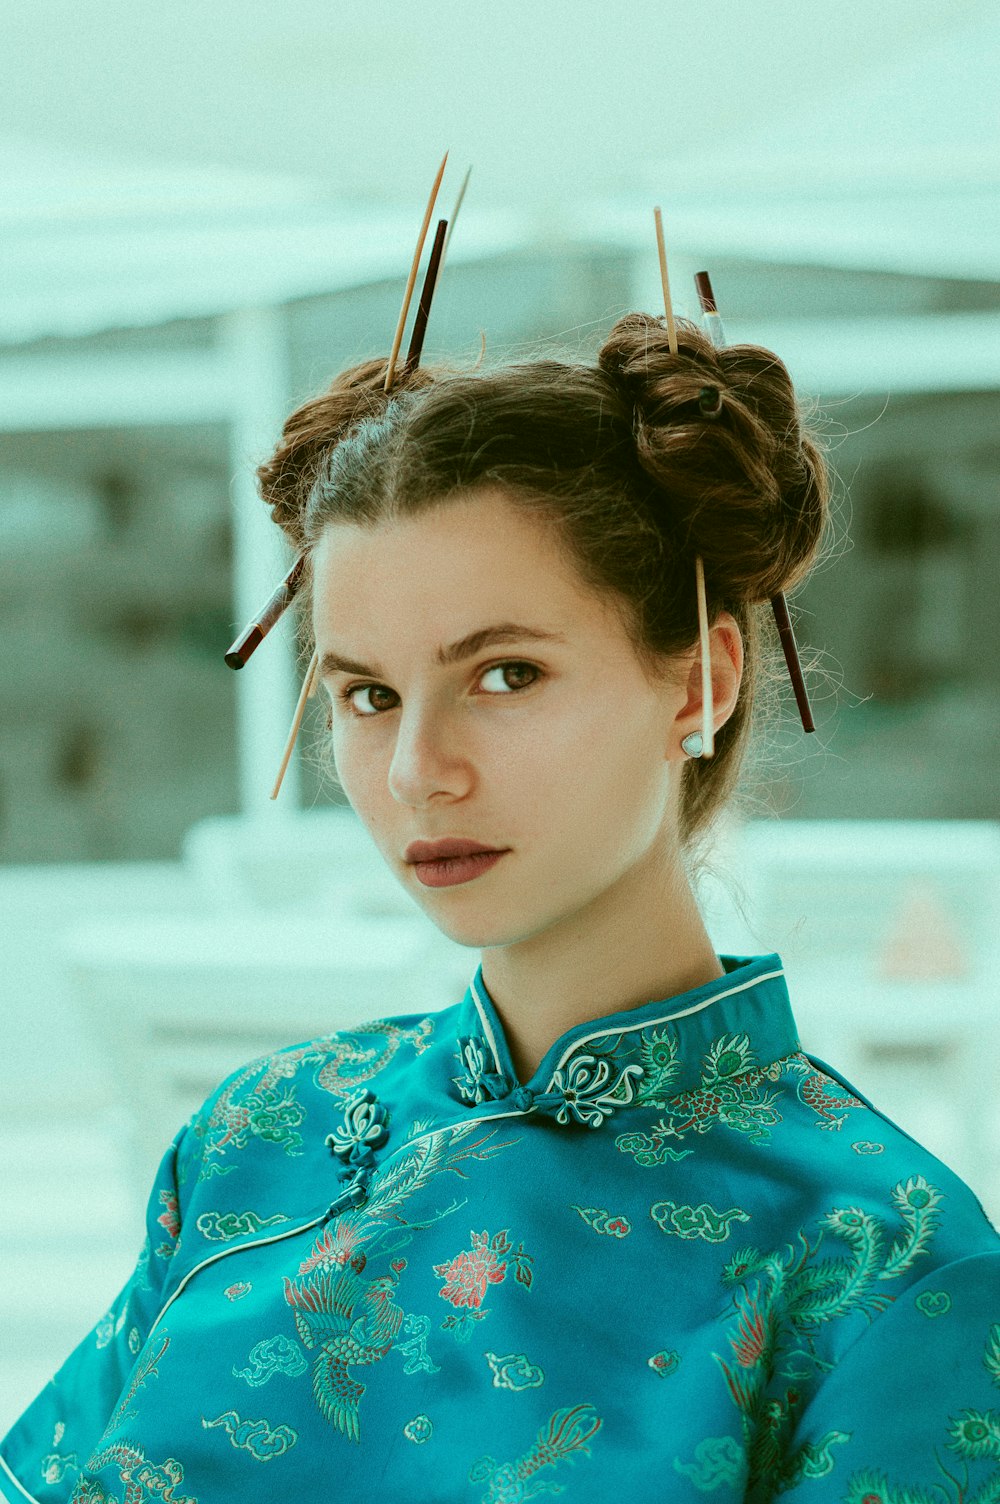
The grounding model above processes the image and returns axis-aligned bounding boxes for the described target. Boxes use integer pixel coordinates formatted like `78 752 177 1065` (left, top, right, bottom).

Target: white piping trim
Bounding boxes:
550 967 787 1075
0 1452 41 1504
147 1209 330 1340
472 964 786 1082
470 968 506 1073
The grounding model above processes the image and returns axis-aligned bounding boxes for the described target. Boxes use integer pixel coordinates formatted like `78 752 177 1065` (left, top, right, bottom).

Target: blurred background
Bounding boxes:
2 0 1000 1437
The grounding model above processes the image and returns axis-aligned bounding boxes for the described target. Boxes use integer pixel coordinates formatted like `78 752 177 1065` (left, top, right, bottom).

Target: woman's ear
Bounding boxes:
673 611 743 749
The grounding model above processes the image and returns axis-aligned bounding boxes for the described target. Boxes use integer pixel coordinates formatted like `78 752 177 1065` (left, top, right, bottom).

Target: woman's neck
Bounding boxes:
479 841 724 1085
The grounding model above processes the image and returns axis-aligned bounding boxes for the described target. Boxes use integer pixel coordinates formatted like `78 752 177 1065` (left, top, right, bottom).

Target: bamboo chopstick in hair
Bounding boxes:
271 649 319 800
384 150 449 391
654 206 713 755
271 157 453 797
693 269 816 734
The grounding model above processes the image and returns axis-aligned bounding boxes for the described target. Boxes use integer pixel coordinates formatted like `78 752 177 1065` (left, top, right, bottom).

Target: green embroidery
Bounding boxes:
467 1403 602 1500
985 1324 1000 1388
673 1434 745 1490
714 1175 946 1491
232 1335 307 1387
914 1291 951 1319
403 1414 433 1444
194 1210 287 1241
484 1350 545 1390
648 1349 681 1377
571 1205 632 1237
947 1409 1000 1460
74 1444 198 1503
201 1411 298 1461
633 1028 787 1148
651 1200 750 1243
844 1470 948 1504
615 1125 693 1165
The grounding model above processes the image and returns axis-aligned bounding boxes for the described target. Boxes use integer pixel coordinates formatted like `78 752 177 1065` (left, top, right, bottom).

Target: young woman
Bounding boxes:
4 313 999 1503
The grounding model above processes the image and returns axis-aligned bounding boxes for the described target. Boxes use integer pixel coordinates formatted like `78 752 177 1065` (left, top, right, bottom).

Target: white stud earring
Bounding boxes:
681 731 704 759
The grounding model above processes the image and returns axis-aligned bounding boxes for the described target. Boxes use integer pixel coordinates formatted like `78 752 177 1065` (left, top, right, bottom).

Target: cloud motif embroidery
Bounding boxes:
484 1350 545 1390
571 1205 632 1237
651 1200 750 1243
202 1411 298 1461
233 1335 308 1387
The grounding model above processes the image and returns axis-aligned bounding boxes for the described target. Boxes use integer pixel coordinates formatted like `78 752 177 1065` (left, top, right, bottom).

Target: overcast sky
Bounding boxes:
0 0 990 211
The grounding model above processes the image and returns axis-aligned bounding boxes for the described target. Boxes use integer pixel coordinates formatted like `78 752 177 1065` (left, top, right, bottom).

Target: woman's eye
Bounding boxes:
337 661 542 718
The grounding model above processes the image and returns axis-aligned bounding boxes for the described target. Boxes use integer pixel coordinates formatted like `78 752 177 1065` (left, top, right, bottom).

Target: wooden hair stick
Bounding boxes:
693 269 815 734
270 157 453 797
654 206 713 756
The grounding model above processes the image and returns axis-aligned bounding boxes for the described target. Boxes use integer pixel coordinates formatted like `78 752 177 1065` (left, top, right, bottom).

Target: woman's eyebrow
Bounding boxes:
318 623 568 680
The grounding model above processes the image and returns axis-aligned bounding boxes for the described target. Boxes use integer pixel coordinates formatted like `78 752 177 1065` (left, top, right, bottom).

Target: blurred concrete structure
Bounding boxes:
2 95 1000 859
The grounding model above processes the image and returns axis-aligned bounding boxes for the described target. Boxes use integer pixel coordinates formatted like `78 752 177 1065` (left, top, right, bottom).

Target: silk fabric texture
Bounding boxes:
3 953 1000 1501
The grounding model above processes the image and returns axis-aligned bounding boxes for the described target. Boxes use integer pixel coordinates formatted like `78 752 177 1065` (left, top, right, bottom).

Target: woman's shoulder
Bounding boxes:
774 1045 1000 1269
171 1005 449 1201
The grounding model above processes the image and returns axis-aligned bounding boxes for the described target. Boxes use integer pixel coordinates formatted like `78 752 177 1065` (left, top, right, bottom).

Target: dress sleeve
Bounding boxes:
0 1118 195 1504
773 1249 1000 1500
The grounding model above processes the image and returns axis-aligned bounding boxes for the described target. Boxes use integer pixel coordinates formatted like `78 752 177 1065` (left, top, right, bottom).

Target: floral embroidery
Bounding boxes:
484 1350 545 1390
223 1282 252 1301
156 1189 180 1257
467 1403 603 1500
281 1122 522 1441
201 1411 298 1461
571 1205 632 1237
435 1230 509 1307
652 1200 751 1243
434 1228 534 1339
94 1302 127 1350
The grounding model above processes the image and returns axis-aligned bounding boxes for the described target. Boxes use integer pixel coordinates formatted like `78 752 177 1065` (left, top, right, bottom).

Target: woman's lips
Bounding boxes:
411 849 508 888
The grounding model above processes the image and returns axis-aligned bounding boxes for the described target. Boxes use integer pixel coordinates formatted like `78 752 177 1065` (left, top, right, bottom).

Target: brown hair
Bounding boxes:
257 312 831 848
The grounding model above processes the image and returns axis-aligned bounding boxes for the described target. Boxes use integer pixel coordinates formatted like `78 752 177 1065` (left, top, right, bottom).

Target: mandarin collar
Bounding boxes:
449 953 799 1129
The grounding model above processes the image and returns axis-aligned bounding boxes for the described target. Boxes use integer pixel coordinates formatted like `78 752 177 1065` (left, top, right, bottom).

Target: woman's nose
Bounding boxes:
386 704 472 804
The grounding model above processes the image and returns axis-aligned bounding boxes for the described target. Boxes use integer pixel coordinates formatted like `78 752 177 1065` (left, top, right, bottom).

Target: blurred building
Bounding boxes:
2 23 1000 865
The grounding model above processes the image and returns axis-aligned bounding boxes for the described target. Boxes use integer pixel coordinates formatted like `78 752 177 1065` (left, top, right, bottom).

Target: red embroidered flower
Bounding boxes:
433 1232 508 1309
156 1189 180 1241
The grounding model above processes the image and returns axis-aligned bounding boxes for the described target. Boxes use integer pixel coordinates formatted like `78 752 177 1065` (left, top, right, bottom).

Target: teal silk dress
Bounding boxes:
3 952 1000 1502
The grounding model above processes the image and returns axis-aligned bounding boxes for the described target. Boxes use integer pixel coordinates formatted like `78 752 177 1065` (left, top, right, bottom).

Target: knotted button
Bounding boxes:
510 1085 535 1112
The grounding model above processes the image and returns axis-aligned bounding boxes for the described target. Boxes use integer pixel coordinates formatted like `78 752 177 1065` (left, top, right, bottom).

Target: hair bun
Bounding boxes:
598 312 829 602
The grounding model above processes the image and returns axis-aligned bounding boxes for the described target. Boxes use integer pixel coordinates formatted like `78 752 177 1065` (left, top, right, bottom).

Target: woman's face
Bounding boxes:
311 486 705 950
